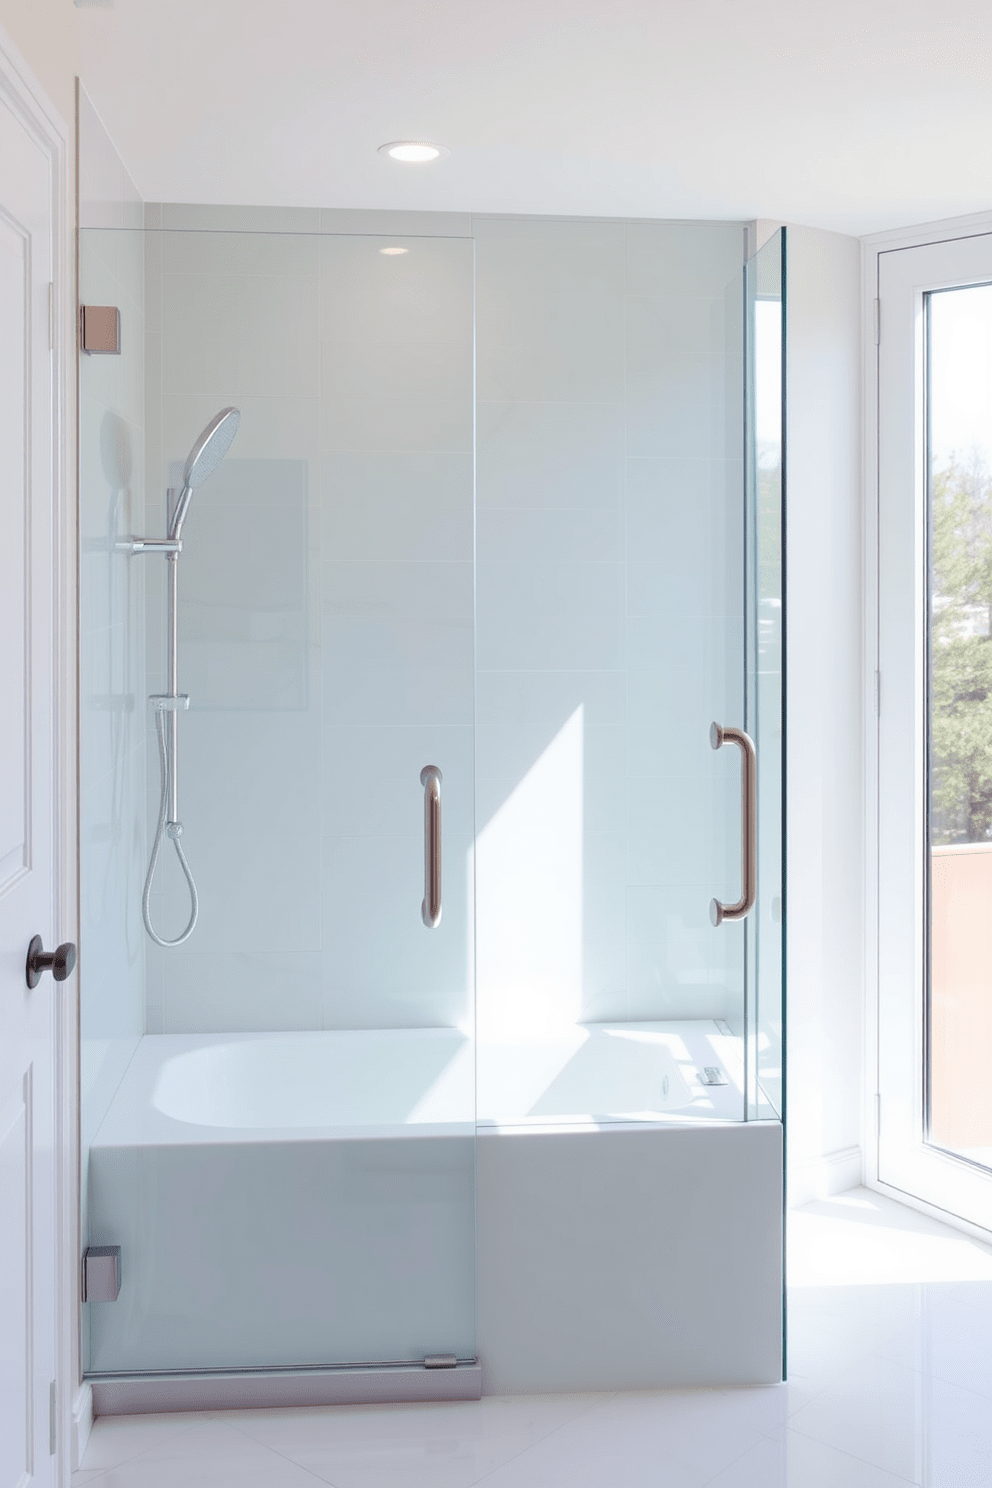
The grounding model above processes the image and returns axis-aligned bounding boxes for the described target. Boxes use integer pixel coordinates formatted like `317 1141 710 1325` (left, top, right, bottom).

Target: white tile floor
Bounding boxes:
75 1188 992 1488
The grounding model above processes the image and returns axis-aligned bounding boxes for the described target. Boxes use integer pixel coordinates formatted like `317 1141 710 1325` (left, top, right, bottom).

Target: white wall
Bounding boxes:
77 86 147 1343
0 0 76 124
784 224 864 1202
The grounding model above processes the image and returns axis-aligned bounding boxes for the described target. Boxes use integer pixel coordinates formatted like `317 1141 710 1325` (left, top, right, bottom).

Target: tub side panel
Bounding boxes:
477 1122 783 1391
86 1136 476 1372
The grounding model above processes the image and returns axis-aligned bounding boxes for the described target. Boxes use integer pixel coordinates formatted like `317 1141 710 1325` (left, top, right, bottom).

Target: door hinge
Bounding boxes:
874 669 881 716
49 1380 57 1455
873 298 880 346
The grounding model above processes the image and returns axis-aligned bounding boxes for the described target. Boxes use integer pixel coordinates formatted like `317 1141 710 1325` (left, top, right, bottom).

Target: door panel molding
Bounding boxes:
0 20 75 1483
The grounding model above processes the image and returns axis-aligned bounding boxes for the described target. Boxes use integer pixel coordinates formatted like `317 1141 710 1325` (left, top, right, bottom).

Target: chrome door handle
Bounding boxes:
25 935 77 989
709 722 756 926
420 766 442 928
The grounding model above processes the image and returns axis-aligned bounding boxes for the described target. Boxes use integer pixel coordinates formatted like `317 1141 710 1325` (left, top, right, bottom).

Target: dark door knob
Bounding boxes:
25 935 77 989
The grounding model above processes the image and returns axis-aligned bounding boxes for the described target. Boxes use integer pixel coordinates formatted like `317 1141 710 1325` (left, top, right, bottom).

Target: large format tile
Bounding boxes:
232 1395 606 1488
473 1393 711 1488
475 217 624 403
476 401 623 512
704 1429 917 1488
77 1412 198 1471
476 560 623 672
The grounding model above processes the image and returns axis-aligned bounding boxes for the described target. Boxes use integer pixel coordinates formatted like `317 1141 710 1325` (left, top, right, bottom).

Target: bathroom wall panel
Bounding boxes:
161 272 319 399
151 951 324 1035
147 232 325 1027
319 234 472 346
475 218 625 403
323 451 472 562
476 400 624 511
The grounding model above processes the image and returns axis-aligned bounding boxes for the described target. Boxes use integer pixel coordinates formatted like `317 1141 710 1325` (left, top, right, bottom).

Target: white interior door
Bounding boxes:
877 229 992 1236
0 82 60 1488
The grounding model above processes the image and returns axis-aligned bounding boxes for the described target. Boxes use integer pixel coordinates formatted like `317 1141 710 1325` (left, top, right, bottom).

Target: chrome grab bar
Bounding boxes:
709 722 756 926
420 766 442 928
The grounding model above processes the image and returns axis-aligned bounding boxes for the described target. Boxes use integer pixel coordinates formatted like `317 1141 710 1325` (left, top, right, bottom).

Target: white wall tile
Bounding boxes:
322 725 473 839
321 835 473 1029
475 217 625 402
320 207 472 237
161 271 319 398
477 506 623 564
477 401 622 511
476 561 624 672
157 203 321 234
626 294 743 461
323 560 473 674
625 221 745 298
159 951 324 1033
323 451 472 561
162 229 320 278
626 884 727 1022
320 235 473 345
476 669 626 731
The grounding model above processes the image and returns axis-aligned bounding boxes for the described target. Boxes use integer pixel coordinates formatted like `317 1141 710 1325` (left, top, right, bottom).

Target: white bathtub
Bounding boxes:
87 1022 783 1394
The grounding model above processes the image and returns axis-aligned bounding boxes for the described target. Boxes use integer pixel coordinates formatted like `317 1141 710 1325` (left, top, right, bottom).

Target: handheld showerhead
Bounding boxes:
169 407 241 539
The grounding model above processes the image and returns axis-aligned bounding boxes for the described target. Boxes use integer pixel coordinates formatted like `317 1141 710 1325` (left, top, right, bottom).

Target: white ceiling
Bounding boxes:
77 0 992 236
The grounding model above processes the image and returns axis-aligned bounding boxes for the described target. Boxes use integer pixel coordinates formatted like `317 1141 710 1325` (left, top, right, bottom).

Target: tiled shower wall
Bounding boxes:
139 210 745 1035
141 218 475 1031
474 217 745 1034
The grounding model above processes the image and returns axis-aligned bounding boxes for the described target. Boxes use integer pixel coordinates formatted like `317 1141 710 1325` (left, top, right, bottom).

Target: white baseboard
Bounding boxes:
71 1383 93 1469
788 1145 863 1207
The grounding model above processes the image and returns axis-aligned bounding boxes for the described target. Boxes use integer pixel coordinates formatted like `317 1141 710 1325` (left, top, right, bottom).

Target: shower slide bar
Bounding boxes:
420 765 442 928
709 722 757 926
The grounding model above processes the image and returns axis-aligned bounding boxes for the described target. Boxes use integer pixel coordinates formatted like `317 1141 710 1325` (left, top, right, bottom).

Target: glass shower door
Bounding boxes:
744 228 786 1121
80 224 478 1381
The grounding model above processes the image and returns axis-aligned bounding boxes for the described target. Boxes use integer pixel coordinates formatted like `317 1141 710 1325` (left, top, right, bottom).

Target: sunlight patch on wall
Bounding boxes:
476 706 584 1040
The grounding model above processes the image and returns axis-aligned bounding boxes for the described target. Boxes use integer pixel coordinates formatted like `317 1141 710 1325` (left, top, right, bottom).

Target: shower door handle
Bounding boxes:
709 722 756 926
420 766 443 928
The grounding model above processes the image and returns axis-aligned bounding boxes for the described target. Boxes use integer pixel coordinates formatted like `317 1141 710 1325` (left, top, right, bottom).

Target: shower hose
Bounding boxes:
141 705 199 947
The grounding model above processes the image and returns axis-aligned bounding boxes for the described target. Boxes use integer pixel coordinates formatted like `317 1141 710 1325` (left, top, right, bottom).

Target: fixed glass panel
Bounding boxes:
744 229 785 1121
926 281 992 1174
79 227 477 1374
473 218 748 1126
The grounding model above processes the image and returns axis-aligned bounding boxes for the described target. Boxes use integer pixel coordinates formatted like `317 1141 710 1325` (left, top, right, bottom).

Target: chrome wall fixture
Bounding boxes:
709 722 757 925
124 409 241 946
420 766 443 928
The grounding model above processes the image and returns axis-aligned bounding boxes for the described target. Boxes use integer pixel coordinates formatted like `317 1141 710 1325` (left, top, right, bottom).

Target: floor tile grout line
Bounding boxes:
449 1392 624 1488
760 1424 922 1488
220 1413 347 1484
79 1414 207 1475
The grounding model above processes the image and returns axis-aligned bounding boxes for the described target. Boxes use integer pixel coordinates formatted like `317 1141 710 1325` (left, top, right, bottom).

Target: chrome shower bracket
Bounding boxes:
149 695 190 712
118 536 182 555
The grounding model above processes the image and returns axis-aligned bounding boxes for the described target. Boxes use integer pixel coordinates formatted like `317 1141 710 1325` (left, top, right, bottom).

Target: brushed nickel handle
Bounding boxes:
709 722 756 926
420 766 442 928
25 935 77 989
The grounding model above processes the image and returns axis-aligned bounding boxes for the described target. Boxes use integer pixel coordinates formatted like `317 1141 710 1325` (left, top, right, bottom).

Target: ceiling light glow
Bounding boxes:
378 141 449 164
379 246 409 256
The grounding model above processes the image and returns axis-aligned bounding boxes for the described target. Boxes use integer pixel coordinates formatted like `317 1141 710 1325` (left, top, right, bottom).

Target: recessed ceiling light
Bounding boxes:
379 246 409 256
378 141 449 164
